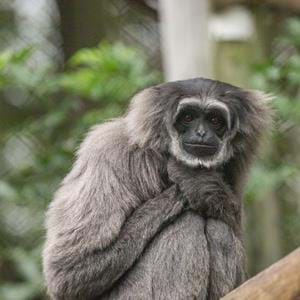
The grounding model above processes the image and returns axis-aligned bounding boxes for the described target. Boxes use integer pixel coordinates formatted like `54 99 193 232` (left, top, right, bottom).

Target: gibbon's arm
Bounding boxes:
43 124 184 300
44 186 182 300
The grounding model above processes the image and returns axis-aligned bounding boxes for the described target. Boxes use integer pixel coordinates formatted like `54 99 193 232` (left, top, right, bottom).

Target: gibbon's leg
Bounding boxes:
205 219 246 300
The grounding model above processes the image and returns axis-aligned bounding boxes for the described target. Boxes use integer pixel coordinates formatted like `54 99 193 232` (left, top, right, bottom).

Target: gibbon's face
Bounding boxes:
171 97 233 168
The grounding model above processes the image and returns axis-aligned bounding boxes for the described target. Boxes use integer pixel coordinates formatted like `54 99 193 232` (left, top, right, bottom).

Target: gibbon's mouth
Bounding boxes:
183 143 218 157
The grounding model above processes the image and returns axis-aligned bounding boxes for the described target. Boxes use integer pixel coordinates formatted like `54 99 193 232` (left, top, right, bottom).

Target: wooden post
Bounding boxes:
158 0 212 81
222 248 300 300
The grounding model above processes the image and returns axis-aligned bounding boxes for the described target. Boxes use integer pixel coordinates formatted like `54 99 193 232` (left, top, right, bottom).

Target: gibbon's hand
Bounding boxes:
167 158 213 212
167 158 240 229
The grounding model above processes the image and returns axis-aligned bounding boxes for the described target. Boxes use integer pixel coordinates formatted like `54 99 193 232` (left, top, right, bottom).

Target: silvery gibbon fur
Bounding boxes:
43 78 271 300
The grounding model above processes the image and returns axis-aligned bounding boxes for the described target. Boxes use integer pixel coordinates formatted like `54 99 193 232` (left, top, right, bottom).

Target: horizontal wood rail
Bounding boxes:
222 248 300 300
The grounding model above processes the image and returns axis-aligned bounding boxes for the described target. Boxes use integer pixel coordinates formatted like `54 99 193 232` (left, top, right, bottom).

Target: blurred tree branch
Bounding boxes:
127 0 158 19
132 0 300 12
213 0 300 12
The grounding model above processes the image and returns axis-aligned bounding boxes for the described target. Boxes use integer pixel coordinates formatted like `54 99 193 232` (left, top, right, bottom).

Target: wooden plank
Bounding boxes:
222 248 300 300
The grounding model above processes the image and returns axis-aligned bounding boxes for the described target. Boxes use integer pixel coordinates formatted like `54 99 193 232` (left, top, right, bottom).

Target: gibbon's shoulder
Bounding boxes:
77 118 131 159
60 118 131 187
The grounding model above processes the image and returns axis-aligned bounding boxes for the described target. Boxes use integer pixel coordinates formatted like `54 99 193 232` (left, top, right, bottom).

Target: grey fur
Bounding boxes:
43 78 271 299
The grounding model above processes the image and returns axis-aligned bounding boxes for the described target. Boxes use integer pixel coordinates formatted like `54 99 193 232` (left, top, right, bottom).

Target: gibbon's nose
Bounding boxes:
196 130 206 138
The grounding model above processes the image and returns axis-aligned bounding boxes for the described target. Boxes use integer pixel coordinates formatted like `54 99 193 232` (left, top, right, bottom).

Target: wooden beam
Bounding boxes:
222 248 300 300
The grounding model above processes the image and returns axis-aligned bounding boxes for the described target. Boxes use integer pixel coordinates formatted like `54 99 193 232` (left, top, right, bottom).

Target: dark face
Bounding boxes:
174 102 229 158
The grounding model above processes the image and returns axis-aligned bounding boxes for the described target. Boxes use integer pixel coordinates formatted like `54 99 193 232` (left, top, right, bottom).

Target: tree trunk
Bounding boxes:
57 0 114 61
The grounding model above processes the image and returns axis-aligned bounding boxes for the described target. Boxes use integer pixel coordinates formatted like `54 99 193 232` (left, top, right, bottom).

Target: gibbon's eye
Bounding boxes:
182 114 194 124
209 114 225 129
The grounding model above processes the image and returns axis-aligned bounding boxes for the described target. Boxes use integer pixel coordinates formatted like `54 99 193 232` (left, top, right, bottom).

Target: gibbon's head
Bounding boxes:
126 78 272 168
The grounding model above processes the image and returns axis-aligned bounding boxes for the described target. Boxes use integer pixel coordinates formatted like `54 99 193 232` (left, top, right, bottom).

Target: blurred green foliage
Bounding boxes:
0 43 159 300
247 18 300 250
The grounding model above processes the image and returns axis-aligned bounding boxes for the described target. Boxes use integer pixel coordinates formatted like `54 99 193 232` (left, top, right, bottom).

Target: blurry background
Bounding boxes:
0 0 299 299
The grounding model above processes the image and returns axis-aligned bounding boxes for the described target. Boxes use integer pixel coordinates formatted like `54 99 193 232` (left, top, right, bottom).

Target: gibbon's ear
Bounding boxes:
244 89 274 136
230 89 274 160
126 87 170 151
